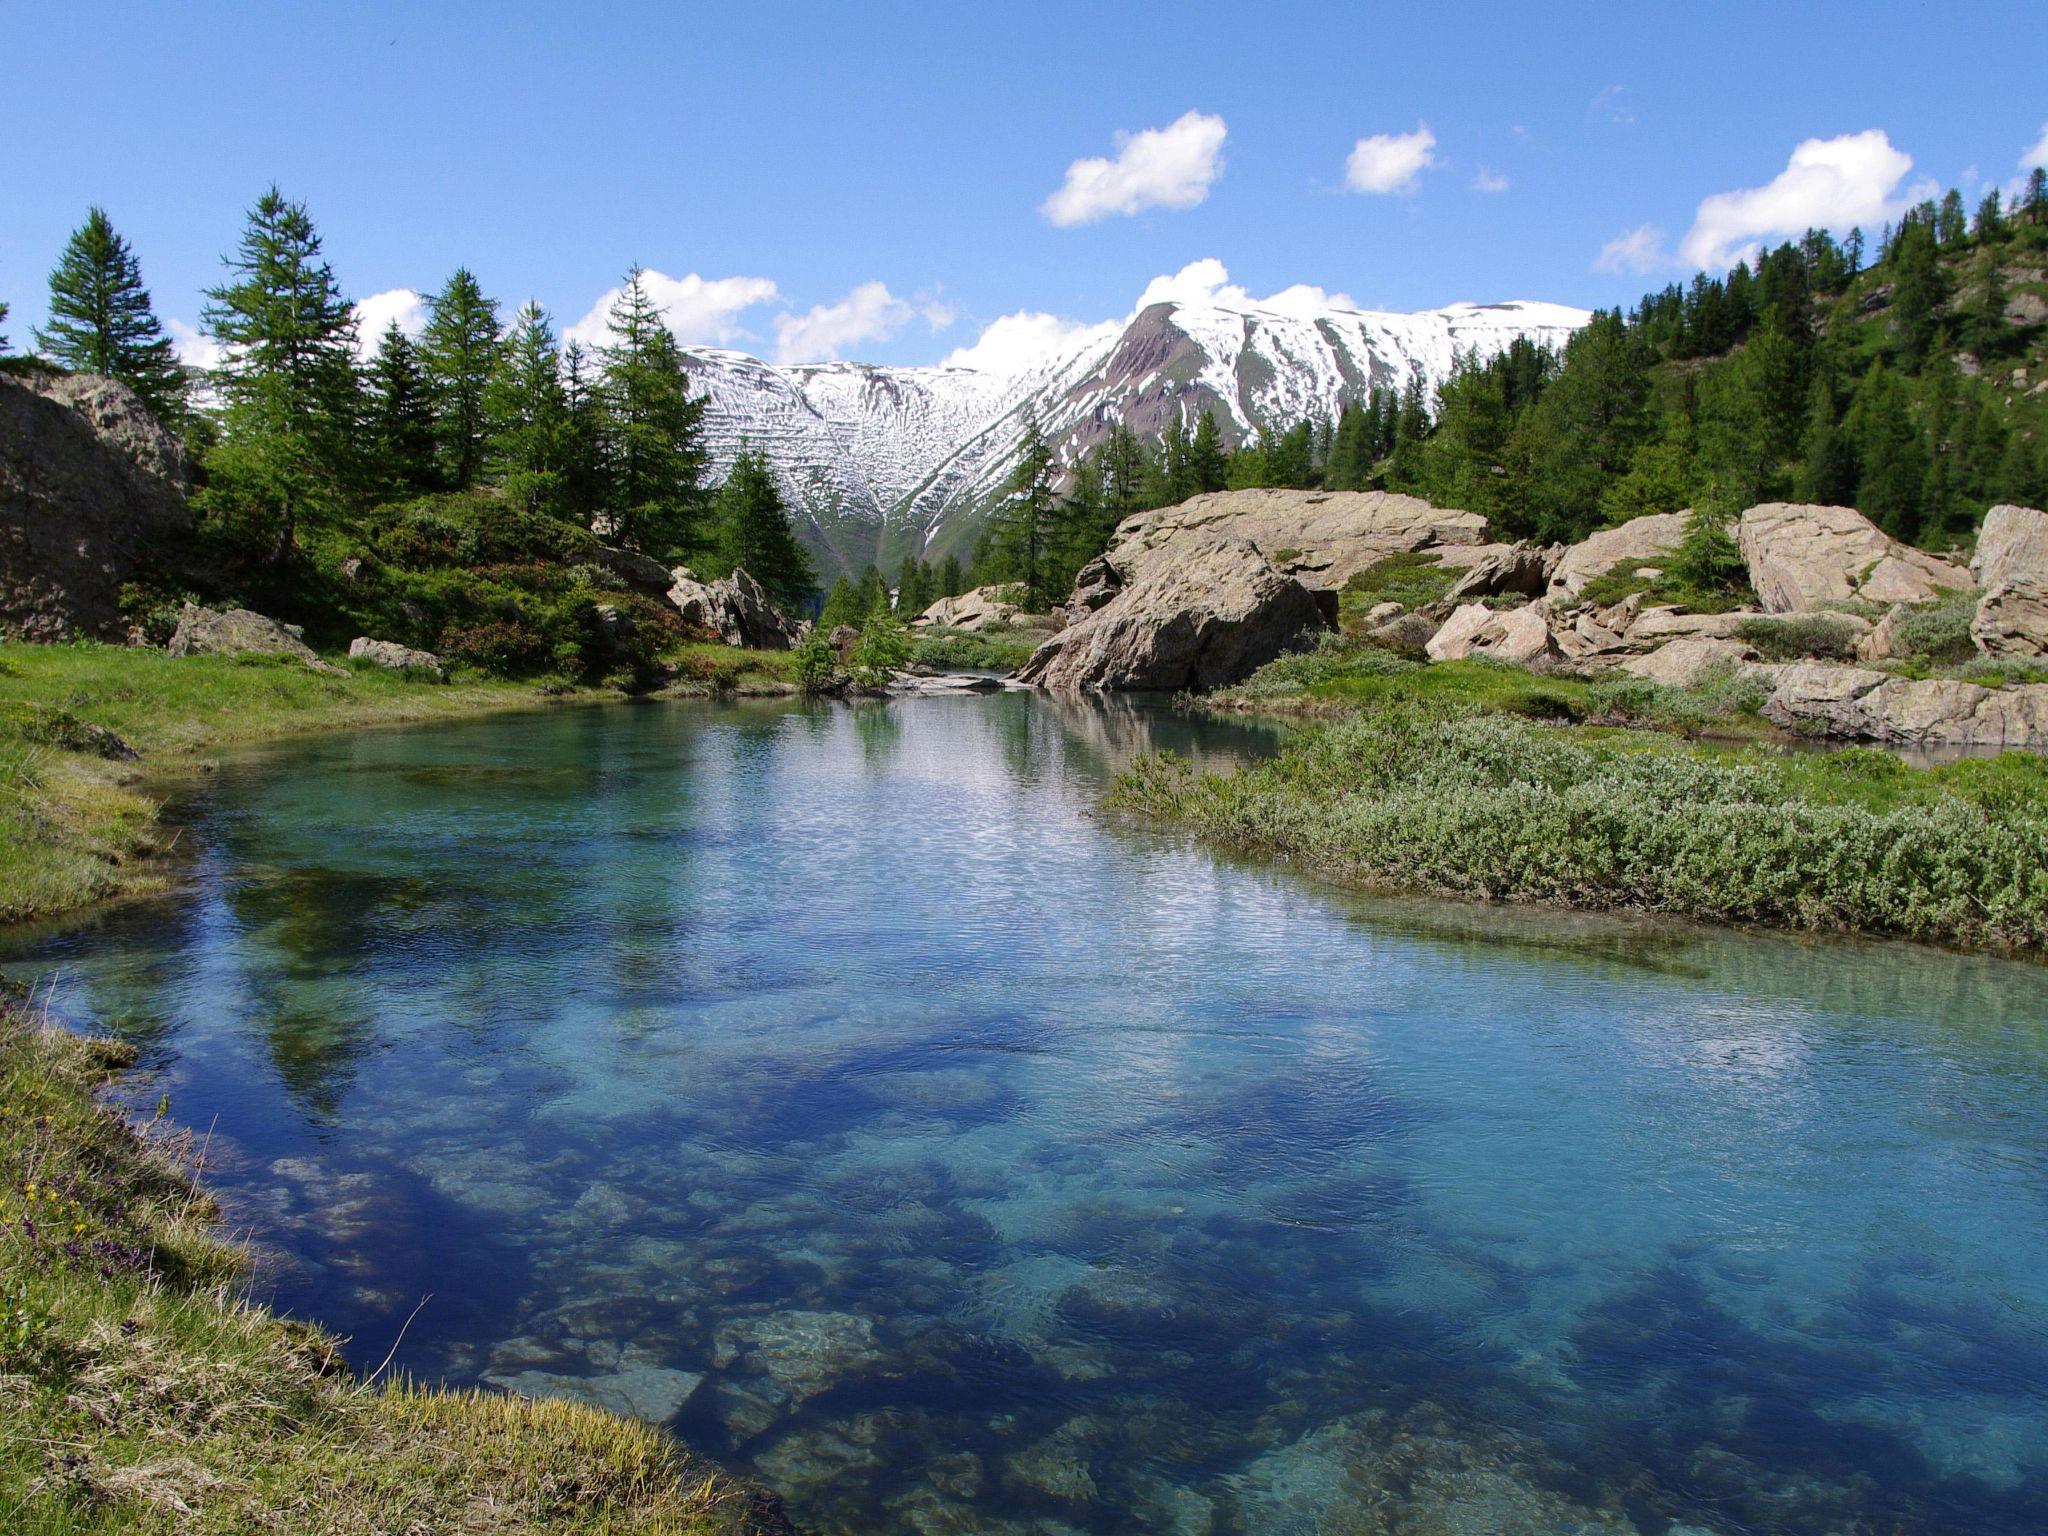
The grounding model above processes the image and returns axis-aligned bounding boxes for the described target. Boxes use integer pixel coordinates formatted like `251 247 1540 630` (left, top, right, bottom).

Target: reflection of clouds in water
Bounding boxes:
5 694 2048 1536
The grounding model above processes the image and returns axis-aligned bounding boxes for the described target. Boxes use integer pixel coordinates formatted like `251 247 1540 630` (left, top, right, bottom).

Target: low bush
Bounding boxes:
912 628 1041 672
1889 590 1980 666
1339 552 1457 624
1113 699 2048 953
1736 615 1863 662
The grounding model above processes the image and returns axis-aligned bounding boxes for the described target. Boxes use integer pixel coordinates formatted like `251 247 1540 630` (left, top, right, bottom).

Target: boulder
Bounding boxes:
1064 556 1122 618
1623 606 1755 648
591 544 674 592
1443 540 1559 603
168 603 343 673
1 370 190 641
1425 602 1559 665
348 637 445 678
1737 503 1971 613
1546 512 1688 600
1099 488 1488 592
1747 660 2048 748
1359 610 1438 657
1970 504 2048 658
665 565 801 650
1015 537 1325 692
916 585 1029 631
827 624 861 663
1618 636 1752 688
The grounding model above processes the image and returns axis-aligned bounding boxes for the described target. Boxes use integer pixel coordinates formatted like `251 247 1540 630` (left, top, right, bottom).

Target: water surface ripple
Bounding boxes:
9 695 2048 1535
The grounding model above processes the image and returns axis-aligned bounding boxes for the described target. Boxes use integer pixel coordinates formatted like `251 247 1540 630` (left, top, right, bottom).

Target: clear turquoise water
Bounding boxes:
7 694 2048 1535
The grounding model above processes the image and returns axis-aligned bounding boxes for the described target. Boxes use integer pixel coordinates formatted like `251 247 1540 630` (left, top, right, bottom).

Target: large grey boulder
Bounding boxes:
1737 503 1970 613
1 370 189 640
665 565 802 650
1547 512 1687 600
916 585 1029 631
348 636 445 678
1618 636 1752 688
1443 540 1559 603
1016 537 1324 692
1747 660 2048 748
1425 602 1560 665
168 603 343 674
1099 488 1487 592
1970 504 2048 658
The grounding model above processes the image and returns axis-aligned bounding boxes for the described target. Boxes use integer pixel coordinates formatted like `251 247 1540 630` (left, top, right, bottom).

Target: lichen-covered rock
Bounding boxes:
1443 540 1559 603
1622 607 1756 648
1747 660 2048 747
1547 512 1687 600
916 585 1028 631
1100 488 1487 592
1618 636 1752 688
1737 503 1970 612
348 636 445 677
665 565 801 650
168 603 343 673
1 370 189 640
1425 602 1559 665
1970 504 2048 658
1016 537 1324 692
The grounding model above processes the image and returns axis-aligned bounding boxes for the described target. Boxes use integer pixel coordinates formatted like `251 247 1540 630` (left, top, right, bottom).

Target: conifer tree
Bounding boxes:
1795 375 1855 506
420 268 502 490
598 267 707 557
34 207 184 420
1886 219 1948 370
1963 257 2010 359
1974 190 2006 244
989 412 1059 605
1188 410 1229 493
818 575 863 630
714 450 815 608
0 300 9 352
1936 190 1967 247
559 340 609 529
483 302 568 512
2025 168 2048 226
850 587 911 684
364 323 438 497
937 554 965 599
894 554 931 619
1846 363 1930 541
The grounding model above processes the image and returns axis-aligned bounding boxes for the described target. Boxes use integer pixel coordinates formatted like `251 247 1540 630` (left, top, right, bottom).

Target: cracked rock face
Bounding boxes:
1747 660 2048 747
1 371 189 640
1970 505 2048 658
1016 536 1325 692
1736 503 1971 613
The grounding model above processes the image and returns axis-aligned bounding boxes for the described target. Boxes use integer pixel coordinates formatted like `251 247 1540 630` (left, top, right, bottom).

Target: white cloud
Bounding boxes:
940 311 1117 375
565 269 780 350
1594 224 1669 275
2022 122 2048 171
1679 129 1915 271
1344 124 1437 195
1135 256 1241 309
1590 86 1635 127
772 280 917 362
1472 168 1510 193
167 318 223 371
1040 109 1227 227
353 287 427 358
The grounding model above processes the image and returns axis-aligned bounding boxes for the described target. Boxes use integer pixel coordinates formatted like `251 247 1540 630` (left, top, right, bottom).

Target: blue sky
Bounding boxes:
4 1 2045 369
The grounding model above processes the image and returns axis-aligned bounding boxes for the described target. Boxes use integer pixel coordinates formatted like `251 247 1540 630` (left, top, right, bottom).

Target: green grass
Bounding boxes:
0 1004 782 1535
0 643 571 925
1336 552 1457 629
662 642 802 695
910 627 1043 672
1112 699 2048 954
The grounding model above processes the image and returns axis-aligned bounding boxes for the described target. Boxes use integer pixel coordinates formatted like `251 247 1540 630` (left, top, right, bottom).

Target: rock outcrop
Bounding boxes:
1016 537 1324 692
168 603 343 673
348 637 445 677
1443 540 1559 603
1748 660 2048 748
1425 602 1560 665
1545 512 1687 599
1737 503 1971 613
915 585 1029 631
1099 488 1488 592
665 566 802 650
1618 636 1751 688
1969 504 2048 658
1 370 190 641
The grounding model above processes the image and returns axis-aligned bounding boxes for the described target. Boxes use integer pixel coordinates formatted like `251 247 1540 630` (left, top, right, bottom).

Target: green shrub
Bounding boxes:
1890 590 1979 665
912 628 1042 672
1736 615 1864 662
1339 552 1457 619
1233 635 1421 699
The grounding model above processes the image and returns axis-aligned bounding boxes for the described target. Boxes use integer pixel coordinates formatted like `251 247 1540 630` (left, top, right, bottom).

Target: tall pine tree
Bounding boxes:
598 267 706 557
419 268 502 490
364 323 438 498
484 301 568 513
34 207 184 421
988 412 1059 606
713 450 816 608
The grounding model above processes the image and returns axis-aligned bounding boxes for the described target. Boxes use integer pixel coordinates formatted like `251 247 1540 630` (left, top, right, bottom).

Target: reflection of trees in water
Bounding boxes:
849 699 903 772
1038 691 1287 780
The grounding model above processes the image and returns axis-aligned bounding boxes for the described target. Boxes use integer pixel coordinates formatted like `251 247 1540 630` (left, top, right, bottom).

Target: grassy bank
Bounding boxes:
0 1001 787 1535
0 642 581 924
1113 700 2048 954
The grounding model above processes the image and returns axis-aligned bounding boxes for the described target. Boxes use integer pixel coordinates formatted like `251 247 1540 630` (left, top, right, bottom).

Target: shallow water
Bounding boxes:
7 693 2048 1535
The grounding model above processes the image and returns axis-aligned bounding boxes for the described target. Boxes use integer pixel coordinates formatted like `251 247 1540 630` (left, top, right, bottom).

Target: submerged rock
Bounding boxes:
1017 537 1325 692
485 1361 705 1424
714 1309 889 1404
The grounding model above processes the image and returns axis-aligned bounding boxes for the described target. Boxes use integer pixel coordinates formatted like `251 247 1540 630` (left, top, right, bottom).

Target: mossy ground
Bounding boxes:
0 1003 783 1535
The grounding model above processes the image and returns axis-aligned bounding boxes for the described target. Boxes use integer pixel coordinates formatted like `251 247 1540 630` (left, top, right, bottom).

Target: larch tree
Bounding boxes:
364 323 439 498
713 449 816 609
598 267 707 558
989 412 1059 607
484 301 569 513
35 207 185 421
419 267 502 490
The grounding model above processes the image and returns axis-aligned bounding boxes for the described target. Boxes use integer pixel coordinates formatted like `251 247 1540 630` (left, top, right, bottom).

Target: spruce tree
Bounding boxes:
1963 256 2010 359
420 268 502 490
484 301 568 513
0 300 10 353
1936 190 1967 247
894 554 931 619
1795 375 1855 506
1887 219 1948 370
364 323 438 497
1975 190 2006 244
714 450 815 608
34 207 184 420
1188 410 1229 493
937 554 965 599
1845 363 1930 541
989 412 1059 606
598 267 707 557
818 575 863 630
559 340 609 529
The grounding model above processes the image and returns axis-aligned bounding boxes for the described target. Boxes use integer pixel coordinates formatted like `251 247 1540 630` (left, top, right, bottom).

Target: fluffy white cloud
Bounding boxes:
1344 124 1437 195
939 311 1117 375
2022 122 2048 172
772 281 917 363
167 317 223 371
354 288 428 358
1040 110 1227 227
1680 129 1914 271
1594 224 1669 275
1472 168 1510 194
565 269 780 350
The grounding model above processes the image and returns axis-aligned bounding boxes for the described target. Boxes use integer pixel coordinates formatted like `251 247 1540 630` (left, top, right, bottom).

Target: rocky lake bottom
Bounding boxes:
6 694 2047 1535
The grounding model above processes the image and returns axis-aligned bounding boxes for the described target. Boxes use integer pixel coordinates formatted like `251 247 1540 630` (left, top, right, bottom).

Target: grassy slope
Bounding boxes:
1115 697 2048 954
0 642 573 925
0 1004 785 1535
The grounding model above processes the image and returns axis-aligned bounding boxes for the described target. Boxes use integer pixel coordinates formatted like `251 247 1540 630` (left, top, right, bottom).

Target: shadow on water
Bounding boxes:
4 692 2047 1535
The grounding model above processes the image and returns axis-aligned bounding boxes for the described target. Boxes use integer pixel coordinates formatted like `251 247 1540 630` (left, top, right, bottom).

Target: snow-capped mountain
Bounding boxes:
682 279 1589 575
